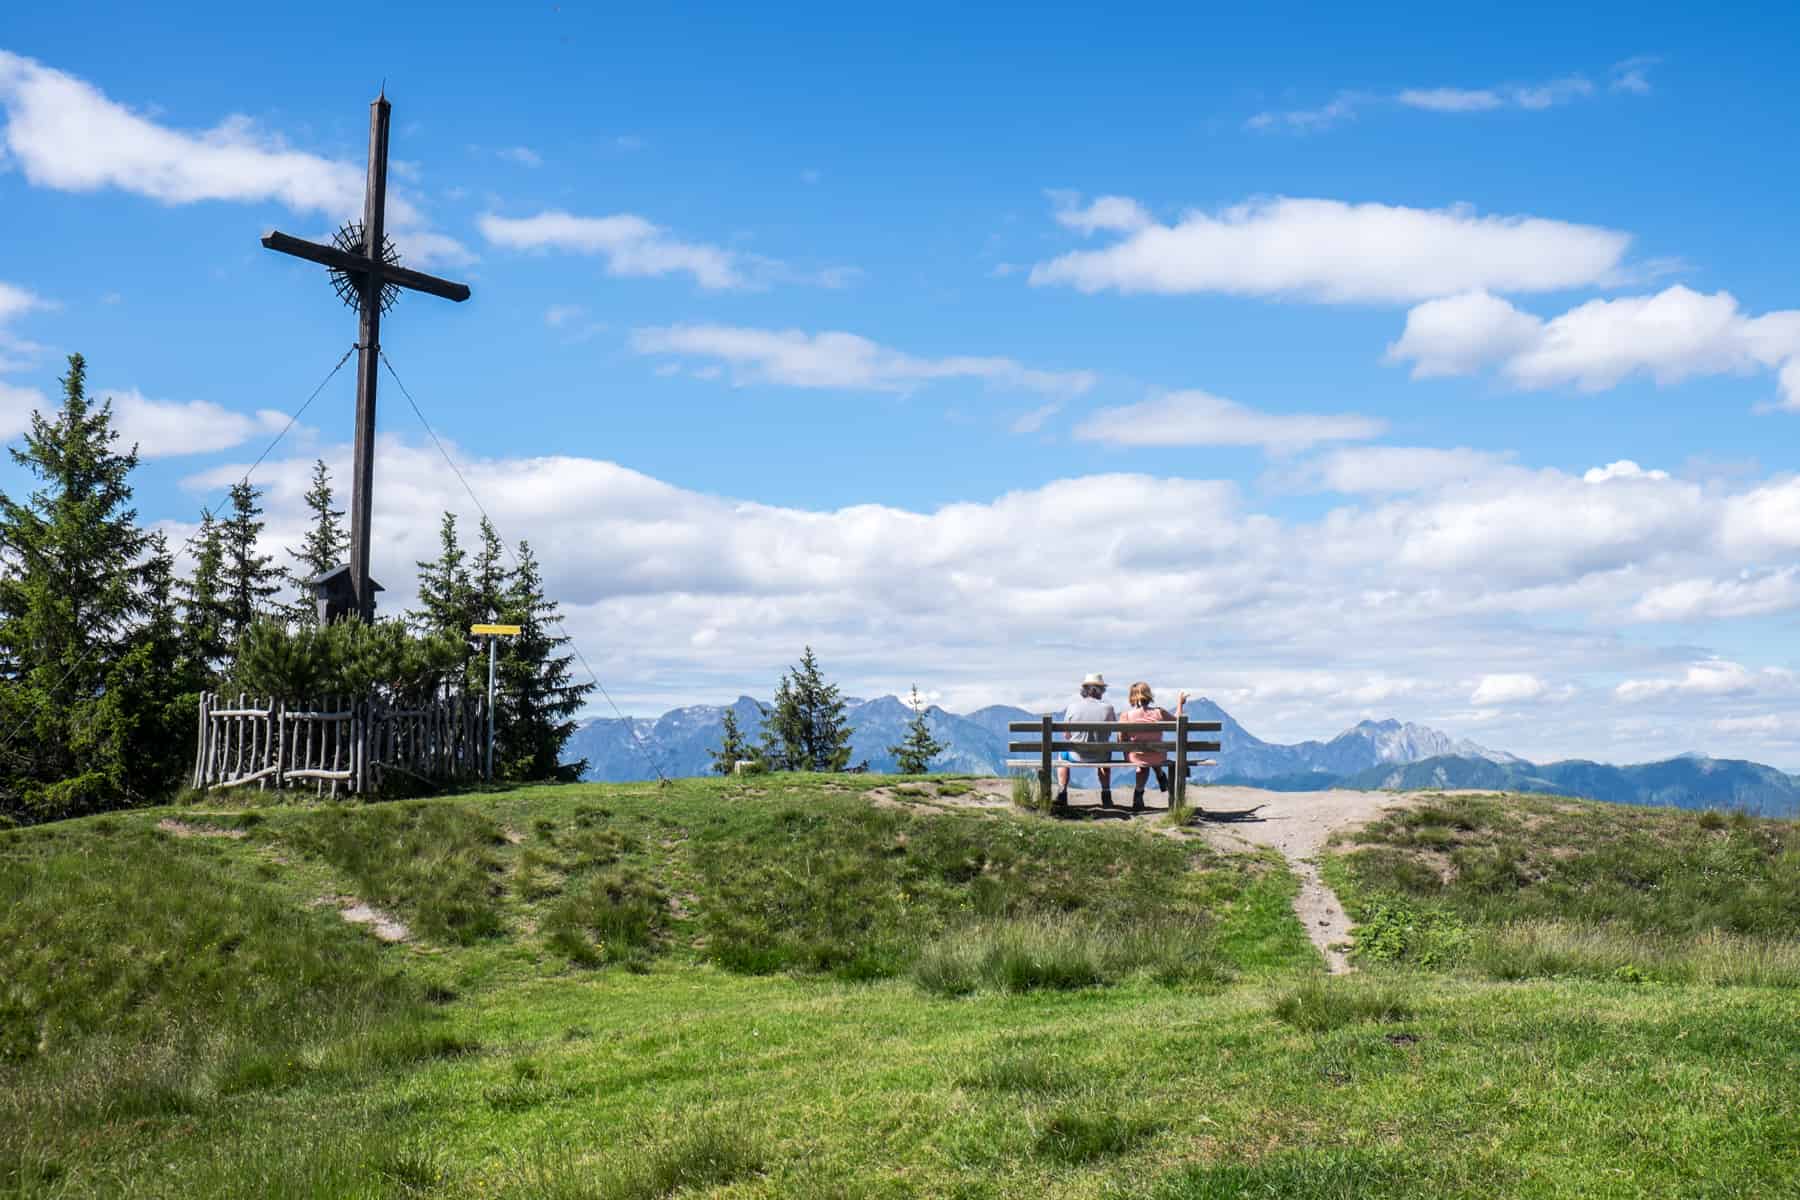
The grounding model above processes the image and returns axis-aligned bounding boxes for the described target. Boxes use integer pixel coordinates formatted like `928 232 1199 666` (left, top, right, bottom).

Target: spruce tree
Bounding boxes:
756 672 802 771
710 708 750 775
789 646 853 771
175 508 229 683
470 517 507 623
220 480 279 648
496 540 593 781
0 353 155 819
285 459 346 621
410 512 476 652
888 685 945 774
99 533 194 800
463 516 509 700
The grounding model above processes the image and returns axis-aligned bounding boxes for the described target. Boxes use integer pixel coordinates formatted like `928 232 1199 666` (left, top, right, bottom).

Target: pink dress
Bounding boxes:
1119 705 1174 765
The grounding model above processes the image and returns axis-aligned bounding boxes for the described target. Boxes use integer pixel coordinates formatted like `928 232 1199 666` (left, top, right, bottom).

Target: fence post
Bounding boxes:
351 700 362 796
1174 714 1189 817
1039 714 1054 809
192 693 207 789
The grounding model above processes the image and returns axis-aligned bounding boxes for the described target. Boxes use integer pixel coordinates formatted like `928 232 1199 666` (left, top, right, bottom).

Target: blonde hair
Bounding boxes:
1128 681 1153 708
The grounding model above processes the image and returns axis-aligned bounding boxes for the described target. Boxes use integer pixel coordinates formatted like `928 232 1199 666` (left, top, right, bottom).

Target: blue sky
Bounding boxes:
3 3 1800 764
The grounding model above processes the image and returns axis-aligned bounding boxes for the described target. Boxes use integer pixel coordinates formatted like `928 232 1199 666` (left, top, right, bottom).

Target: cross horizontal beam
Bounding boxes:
261 230 471 302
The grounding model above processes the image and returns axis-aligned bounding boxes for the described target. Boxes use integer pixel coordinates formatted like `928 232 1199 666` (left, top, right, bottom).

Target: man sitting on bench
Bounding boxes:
1056 672 1117 808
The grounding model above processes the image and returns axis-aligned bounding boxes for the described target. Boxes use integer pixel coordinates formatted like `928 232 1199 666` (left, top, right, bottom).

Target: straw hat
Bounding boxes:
1081 672 1107 690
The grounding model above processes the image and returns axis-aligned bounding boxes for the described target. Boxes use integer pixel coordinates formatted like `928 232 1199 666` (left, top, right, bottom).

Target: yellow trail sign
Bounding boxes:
470 623 522 636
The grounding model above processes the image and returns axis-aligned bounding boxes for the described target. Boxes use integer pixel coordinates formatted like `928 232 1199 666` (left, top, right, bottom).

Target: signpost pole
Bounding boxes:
469 623 521 785
486 635 497 782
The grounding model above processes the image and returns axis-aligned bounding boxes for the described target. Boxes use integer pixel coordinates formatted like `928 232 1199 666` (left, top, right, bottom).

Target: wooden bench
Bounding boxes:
1007 716 1223 811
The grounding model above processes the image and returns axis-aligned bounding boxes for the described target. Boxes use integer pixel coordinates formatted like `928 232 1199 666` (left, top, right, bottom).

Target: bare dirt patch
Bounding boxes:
866 779 1014 812
319 896 410 943
156 818 246 840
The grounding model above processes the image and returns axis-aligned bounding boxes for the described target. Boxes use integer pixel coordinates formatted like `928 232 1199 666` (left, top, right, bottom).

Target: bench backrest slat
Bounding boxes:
1008 720 1223 734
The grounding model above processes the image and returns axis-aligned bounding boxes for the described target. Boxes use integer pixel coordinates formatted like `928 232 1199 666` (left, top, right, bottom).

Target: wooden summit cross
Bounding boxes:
261 91 470 622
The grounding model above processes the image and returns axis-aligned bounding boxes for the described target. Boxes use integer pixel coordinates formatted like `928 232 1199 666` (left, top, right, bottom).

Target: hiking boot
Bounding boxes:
1099 788 1114 808
1131 786 1146 811
1053 788 1068 807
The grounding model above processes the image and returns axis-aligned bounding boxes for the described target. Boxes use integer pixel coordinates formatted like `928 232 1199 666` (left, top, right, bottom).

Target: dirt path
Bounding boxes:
1047 783 1410 974
865 778 1411 974
1181 786 1409 973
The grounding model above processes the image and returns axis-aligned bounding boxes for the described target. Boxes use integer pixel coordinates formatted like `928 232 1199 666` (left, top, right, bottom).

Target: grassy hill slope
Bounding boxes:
3 779 1798 1198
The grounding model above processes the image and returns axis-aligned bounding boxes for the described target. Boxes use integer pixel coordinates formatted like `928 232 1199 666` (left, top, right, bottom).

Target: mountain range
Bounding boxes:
565 696 1800 818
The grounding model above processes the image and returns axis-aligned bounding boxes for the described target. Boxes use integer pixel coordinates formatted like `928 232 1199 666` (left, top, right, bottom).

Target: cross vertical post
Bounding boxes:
349 95 389 622
261 91 471 624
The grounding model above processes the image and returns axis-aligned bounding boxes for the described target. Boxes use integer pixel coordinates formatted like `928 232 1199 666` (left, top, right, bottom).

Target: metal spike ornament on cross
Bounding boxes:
261 91 470 622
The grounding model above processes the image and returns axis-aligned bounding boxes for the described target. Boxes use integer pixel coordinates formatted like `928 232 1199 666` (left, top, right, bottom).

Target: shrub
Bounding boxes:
1011 771 1046 813
1349 899 1469 968
226 617 467 700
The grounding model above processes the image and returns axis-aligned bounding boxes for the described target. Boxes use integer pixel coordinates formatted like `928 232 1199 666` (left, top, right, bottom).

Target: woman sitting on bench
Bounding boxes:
1119 682 1187 810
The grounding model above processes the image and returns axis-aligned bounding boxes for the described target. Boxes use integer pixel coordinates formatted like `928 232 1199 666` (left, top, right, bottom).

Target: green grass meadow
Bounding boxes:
3 777 1797 1197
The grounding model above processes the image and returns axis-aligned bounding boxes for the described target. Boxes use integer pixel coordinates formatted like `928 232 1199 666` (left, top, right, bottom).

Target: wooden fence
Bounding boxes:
193 690 487 796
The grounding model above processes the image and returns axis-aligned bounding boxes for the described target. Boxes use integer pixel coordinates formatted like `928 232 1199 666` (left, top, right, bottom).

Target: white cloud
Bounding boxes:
0 281 54 417
1395 88 1503 113
1051 193 1155 234
1616 660 1766 702
0 281 50 326
1610 56 1659 95
0 379 45 439
1584 460 1669 483
1385 289 1544 376
103 388 291 458
1387 286 1800 407
1010 403 1061 434
1252 69 1634 132
1073 390 1384 453
0 51 374 214
0 51 470 267
171 437 1800 762
630 325 1096 396
1293 446 1516 494
1712 713 1800 742
1245 92 1370 133
392 230 476 269
1029 196 1630 304
1400 76 1593 113
478 211 748 290
497 145 542 167
1718 478 1800 558
545 304 585 328
1631 567 1800 622
1471 673 1547 705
